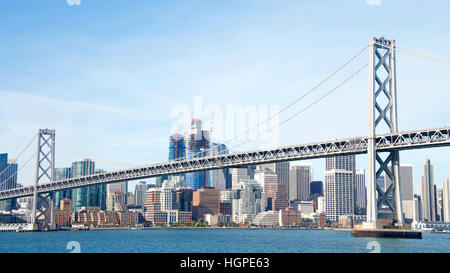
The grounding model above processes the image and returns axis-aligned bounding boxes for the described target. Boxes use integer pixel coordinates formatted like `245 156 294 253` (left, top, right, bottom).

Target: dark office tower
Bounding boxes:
53 167 72 209
0 154 18 211
176 187 194 212
209 143 230 190
311 181 323 195
186 119 210 189
420 159 436 222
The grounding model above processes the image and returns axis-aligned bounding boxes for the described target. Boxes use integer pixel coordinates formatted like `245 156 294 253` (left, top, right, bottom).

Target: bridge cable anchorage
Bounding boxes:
164 44 370 162
229 63 369 151
0 133 38 188
374 42 450 65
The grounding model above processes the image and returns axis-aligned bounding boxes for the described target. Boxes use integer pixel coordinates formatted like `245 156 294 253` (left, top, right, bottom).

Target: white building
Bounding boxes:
384 164 415 223
251 211 279 226
134 181 148 208
325 155 355 222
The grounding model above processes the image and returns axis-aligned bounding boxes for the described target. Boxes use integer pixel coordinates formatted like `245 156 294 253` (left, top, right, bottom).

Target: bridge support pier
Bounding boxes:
365 37 404 229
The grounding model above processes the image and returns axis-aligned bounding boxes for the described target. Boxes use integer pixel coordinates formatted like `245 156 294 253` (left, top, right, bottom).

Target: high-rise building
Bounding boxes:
71 159 107 213
384 164 415 223
232 180 265 224
106 191 127 212
443 177 450 222
310 181 323 195
419 159 436 222
161 181 178 211
413 194 422 222
176 187 194 212
209 143 230 190
259 162 290 187
186 119 210 189
0 154 18 211
192 187 220 221
168 132 186 181
324 155 355 222
436 188 444 222
134 181 148 208
355 169 366 215
231 168 250 189
53 167 72 209
255 168 288 211
289 164 311 201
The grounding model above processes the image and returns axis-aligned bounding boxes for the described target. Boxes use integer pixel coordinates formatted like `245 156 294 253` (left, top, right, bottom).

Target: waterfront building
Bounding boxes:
186 119 210 189
251 211 279 226
73 206 139 226
220 190 232 216
317 196 325 214
289 164 311 201
192 187 220 221
161 181 178 211
54 198 72 228
297 201 315 219
134 181 148 208
419 159 436 222
231 180 265 224
324 155 355 222
279 206 301 226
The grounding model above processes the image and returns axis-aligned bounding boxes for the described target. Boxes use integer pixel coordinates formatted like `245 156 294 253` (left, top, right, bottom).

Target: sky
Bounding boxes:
0 0 449 193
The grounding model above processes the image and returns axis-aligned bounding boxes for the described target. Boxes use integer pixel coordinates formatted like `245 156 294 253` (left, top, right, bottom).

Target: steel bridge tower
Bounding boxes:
30 129 56 231
366 37 404 228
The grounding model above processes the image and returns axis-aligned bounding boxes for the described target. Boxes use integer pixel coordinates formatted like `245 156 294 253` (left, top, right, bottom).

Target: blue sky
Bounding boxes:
0 0 449 192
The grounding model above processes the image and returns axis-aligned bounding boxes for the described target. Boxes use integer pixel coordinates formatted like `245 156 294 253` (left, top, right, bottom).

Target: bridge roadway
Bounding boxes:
0 126 449 201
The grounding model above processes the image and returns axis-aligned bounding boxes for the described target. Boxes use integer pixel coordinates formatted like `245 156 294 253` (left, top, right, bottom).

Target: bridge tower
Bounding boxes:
30 129 56 231
366 37 404 228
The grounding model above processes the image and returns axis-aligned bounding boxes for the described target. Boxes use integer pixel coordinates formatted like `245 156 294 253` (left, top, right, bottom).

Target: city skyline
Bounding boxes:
0 1 449 193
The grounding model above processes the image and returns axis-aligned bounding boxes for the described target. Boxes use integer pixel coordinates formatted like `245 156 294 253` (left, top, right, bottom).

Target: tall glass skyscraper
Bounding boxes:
186 119 210 189
0 154 18 211
71 159 106 213
167 132 187 182
53 167 72 209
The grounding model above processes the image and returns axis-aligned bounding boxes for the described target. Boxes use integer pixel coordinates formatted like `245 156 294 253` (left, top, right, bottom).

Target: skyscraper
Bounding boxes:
209 143 230 190
419 159 436 222
53 167 72 209
255 168 288 211
443 177 450 222
134 181 148 208
186 119 210 189
384 164 415 223
436 188 444 222
231 168 250 189
355 169 366 215
289 164 311 201
324 155 355 222
71 159 106 213
0 154 18 211
232 179 265 223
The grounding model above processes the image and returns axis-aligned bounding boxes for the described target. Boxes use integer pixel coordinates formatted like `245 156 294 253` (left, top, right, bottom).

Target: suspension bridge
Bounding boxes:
0 36 449 232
